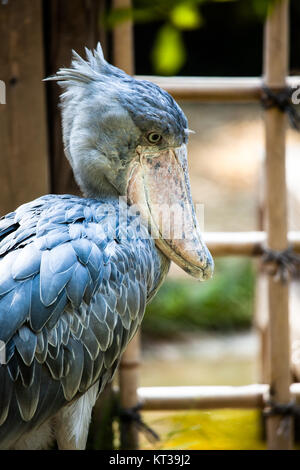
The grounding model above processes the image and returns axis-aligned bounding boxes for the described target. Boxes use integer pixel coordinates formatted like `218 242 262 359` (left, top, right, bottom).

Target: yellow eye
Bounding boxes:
147 132 162 144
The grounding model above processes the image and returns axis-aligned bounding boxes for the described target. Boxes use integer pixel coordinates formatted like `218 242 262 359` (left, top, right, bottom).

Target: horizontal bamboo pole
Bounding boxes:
138 385 267 410
113 384 300 411
135 76 300 102
204 231 300 256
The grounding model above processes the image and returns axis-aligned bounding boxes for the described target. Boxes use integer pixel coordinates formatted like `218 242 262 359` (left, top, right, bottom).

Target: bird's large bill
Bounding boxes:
127 144 213 280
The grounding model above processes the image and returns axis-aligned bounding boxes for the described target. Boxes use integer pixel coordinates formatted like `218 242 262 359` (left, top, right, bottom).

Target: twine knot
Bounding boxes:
263 399 300 438
261 246 300 282
261 85 300 130
119 403 160 444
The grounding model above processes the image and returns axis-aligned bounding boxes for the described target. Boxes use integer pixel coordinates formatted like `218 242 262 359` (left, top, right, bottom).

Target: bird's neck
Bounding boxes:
75 168 120 201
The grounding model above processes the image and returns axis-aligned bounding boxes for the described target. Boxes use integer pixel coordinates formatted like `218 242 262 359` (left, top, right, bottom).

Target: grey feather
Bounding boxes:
46 347 64 380
14 326 37 366
80 327 100 361
0 282 31 343
18 356 36 388
127 279 140 320
7 355 20 382
11 244 41 280
66 263 90 308
0 366 13 425
15 362 41 421
79 348 94 392
89 312 111 351
116 285 127 316
40 251 74 306
61 338 84 401
45 291 68 330
91 350 104 382
30 275 67 331
71 238 92 265
0 252 19 295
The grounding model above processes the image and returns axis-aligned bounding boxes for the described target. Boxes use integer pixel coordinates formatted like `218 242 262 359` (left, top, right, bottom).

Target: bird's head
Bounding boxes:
46 44 213 280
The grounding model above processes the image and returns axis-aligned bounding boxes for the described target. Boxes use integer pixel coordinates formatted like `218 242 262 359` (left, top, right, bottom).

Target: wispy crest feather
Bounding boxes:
44 42 109 86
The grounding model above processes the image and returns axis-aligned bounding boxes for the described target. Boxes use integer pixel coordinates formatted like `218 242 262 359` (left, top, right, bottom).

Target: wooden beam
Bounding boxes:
113 384 300 411
0 0 49 215
203 231 300 257
135 76 300 102
263 0 292 450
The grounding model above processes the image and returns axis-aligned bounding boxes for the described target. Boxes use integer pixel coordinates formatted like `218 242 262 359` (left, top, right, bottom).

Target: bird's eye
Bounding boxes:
147 132 162 144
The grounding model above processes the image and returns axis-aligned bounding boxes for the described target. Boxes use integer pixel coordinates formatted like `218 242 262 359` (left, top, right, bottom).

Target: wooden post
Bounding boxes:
112 0 140 450
118 335 141 449
112 0 134 75
87 384 117 450
44 0 106 195
0 0 49 215
263 0 293 449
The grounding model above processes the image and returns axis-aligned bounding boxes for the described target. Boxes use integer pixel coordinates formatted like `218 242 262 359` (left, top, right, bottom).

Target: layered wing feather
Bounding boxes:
0 195 168 448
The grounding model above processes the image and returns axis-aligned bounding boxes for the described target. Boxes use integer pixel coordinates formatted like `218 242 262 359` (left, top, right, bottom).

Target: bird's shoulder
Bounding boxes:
0 193 160 345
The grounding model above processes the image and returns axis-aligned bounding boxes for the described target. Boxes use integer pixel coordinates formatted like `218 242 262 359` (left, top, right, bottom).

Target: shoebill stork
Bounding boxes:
0 44 213 449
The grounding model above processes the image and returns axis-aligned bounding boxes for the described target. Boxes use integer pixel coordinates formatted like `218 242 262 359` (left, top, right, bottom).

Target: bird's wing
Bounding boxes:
0 195 160 448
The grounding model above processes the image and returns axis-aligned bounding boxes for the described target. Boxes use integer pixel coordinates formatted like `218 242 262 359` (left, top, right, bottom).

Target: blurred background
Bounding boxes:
1 0 300 450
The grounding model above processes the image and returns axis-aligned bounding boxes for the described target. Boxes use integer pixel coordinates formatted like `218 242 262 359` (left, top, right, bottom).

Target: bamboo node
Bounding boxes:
263 399 300 438
118 403 160 444
261 246 300 282
261 85 300 130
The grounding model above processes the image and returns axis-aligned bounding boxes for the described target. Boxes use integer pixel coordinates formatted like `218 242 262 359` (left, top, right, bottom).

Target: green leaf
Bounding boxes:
152 24 186 75
170 2 203 30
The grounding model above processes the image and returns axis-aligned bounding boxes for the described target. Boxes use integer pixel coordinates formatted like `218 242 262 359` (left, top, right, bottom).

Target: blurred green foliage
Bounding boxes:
143 258 255 337
106 0 279 74
152 24 186 76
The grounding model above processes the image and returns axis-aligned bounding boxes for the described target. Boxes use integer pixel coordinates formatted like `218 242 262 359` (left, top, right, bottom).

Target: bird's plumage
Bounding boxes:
0 195 168 448
0 42 213 449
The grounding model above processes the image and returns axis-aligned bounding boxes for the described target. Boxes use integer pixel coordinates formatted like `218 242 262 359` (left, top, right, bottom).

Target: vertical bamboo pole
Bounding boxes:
113 0 140 450
264 0 293 449
118 335 141 449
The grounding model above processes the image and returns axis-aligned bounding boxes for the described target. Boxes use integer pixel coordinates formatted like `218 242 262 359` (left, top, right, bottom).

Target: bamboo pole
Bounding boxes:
263 0 292 450
112 384 300 411
118 335 141 449
135 76 300 102
113 0 140 450
112 0 134 75
254 166 270 389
